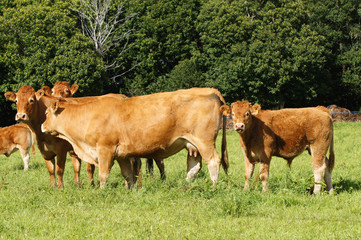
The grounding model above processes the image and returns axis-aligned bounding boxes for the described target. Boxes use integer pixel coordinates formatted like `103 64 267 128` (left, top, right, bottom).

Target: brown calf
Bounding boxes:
222 101 334 194
0 123 34 171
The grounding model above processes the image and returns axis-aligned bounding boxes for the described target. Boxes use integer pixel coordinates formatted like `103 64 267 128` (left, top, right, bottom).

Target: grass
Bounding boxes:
1 122 361 239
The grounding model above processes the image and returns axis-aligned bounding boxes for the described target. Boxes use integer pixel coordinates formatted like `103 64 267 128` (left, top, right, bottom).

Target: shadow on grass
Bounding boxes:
333 178 361 193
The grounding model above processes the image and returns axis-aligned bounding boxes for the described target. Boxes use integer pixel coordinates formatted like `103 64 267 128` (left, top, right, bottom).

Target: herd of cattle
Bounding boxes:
1 81 335 194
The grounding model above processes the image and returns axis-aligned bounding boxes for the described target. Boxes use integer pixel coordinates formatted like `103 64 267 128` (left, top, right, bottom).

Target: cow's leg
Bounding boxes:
118 158 136 189
19 148 30 171
259 162 270 192
146 158 154 176
68 151 81 184
186 154 202 181
86 163 95 185
310 147 327 195
98 149 114 188
155 159 166 180
324 156 333 193
44 158 56 187
56 150 67 188
244 157 255 191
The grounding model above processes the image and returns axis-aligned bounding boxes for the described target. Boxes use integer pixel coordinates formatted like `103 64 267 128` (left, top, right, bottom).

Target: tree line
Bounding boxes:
1 0 360 126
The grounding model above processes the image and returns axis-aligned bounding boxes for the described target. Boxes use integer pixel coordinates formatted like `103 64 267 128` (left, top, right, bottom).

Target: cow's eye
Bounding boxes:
245 112 249 117
15 99 18 105
29 98 34 104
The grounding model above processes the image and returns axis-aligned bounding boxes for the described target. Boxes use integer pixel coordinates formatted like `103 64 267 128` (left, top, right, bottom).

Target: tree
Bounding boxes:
0 1 106 126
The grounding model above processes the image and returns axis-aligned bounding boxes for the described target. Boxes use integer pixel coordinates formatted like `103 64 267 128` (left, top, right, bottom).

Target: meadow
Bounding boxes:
0 122 361 239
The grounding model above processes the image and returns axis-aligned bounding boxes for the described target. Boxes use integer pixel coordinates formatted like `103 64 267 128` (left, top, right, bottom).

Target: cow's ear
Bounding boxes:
220 105 232 116
251 104 261 115
35 89 45 100
41 86 52 96
50 101 59 114
4 91 16 102
70 84 79 96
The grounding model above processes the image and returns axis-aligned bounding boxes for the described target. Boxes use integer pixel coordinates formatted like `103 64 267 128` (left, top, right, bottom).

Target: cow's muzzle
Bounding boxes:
15 113 29 122
234 123 245 133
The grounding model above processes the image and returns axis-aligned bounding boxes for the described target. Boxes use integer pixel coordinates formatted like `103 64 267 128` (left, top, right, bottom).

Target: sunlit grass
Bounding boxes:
0 122 361 239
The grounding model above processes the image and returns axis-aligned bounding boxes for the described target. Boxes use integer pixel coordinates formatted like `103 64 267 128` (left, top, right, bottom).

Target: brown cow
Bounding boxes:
42 81 79 98
42 81 165 182
41 82 96 183
41 88 229 188
0 123 34 171
222 101 334 194
4 85 133 188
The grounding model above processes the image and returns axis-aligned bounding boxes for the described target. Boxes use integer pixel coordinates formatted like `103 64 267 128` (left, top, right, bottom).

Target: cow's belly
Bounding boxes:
118 137 195 160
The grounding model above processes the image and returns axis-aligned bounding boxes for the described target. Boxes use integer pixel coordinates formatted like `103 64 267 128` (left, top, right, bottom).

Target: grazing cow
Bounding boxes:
41 88 229 188
221 101 334 194
0 123 34 171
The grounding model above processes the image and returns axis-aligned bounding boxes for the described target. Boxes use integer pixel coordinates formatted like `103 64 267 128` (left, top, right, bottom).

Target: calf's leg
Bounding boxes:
19 148 30 171
186 154 202 181
243 157 255 191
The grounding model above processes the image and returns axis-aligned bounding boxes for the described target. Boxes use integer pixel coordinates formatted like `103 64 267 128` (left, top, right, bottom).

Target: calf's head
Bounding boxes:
230 101 261 133
4 86 44 122
42 81 79 98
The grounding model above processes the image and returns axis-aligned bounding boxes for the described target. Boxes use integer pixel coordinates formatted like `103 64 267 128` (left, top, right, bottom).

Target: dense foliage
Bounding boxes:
1 0 361 126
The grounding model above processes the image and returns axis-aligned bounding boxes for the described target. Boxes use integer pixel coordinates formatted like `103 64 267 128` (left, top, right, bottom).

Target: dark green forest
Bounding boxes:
1 0 361 127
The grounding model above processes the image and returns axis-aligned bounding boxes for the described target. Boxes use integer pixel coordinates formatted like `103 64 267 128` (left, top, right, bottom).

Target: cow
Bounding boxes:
221 101 334 194
41 82 97 184
42 81 79 98
41 88 229 188
42 81 165 182
4 86 127 187
0 123 34 171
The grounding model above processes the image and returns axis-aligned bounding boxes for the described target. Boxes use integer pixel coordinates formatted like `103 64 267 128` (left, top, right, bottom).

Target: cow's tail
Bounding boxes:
29 128 36 158
214 89 229 175
328 130 335 173
221 113 229 174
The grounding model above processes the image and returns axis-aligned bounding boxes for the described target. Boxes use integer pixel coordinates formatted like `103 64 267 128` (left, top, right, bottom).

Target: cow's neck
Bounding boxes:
238 117 257 152
29 96 54 140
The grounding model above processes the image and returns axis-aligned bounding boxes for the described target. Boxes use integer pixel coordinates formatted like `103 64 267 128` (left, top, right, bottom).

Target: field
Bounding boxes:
1 122 361 239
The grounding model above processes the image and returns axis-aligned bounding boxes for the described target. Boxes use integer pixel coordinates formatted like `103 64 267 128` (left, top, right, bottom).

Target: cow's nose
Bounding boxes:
16 113 28 121
234 123 245 132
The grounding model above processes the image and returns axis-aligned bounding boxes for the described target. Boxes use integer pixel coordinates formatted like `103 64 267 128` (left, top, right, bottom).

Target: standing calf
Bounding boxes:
222 101 334 194
0 123 34 171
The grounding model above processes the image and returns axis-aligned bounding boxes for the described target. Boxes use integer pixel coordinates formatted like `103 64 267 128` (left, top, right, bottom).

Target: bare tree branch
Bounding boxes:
75 0 137 83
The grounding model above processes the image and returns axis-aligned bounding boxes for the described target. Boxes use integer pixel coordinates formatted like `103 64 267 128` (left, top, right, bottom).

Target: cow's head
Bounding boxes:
230 100 261 133
41 100 63 135
42 81 79 98
4 86 44 122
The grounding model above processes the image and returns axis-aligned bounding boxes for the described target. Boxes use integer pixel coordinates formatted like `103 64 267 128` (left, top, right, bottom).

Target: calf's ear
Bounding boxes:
70 84 79 96
4 91 16 101
251 104 261 115
41 86 52 96
220 105 232 116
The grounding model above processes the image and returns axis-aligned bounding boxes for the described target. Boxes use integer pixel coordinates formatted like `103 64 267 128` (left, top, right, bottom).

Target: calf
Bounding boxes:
222 101 334 194
0 123 34 171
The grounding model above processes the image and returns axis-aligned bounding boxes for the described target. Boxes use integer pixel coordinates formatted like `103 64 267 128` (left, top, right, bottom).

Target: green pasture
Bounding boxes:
1 122 361 239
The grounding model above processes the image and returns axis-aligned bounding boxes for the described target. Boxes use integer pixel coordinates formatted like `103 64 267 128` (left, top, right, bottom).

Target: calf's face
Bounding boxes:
230 101 260 133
